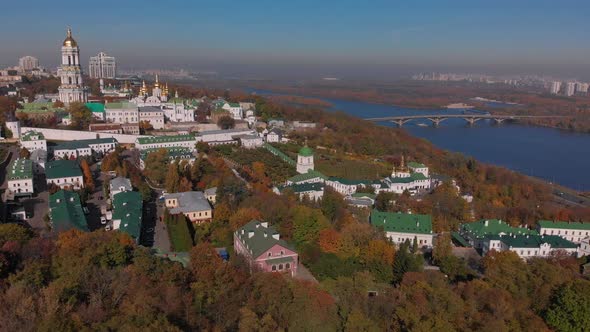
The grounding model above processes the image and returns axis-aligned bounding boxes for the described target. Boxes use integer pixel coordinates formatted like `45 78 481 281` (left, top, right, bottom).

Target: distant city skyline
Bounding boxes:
2 0 590 80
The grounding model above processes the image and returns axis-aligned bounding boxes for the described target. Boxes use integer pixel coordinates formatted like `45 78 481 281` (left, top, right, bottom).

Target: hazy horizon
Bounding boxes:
2 0 590 80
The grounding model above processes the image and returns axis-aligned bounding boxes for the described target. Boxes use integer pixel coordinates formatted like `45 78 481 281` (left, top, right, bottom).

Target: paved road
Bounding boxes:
151 189 171 251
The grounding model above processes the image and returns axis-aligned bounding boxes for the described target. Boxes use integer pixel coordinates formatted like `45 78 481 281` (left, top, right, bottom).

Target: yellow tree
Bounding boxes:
80 159 94 191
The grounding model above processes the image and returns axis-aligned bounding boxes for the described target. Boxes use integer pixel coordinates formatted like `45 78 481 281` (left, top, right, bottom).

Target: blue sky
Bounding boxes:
2 0 589 78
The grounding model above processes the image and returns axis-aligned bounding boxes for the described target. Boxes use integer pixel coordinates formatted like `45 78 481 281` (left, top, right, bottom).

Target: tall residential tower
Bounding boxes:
89 52 117 79
57 28 88 104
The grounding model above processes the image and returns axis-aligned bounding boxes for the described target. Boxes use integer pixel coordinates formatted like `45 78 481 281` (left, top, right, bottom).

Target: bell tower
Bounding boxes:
58 28 88 104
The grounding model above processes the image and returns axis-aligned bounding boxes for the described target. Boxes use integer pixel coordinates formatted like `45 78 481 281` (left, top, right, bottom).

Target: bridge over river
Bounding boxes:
365 114 565 126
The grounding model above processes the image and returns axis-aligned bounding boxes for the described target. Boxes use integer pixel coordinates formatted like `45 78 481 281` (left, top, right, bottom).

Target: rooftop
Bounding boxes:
165 191 211 214
49 190 88 232
85 102 105 113
112 191 143 241
370 210 433 234
460 219 538 238
235 220 295 258
53 138 117 151
104 101 137 110
136 134 196 145
407 161 427 168
537 220 590 231
287 169 327 184
110 177 132 192
139 106 164 113
279 182 324 194
491 234 577 249
7 158 33 180
45 159 82 179
139 147 194 161
20 130 45 141
298 146 313 157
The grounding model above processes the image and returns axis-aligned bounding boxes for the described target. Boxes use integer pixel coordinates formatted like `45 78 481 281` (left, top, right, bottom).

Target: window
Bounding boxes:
286 263 291 269
268 252 272 257
278 264 283 270
271 265 276 271
280 250 284 256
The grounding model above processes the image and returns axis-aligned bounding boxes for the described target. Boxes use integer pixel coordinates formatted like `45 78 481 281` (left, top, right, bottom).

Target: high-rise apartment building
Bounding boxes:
89 52 116 79
565 82 576 97
18 56 39 71
549 81 561 94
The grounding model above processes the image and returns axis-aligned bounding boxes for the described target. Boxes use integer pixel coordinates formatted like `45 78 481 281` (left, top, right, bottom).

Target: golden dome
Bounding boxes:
63 28 78 47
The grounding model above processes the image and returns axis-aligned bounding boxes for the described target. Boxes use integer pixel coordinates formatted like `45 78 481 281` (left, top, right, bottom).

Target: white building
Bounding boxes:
576 82 589 94
20 130 47 152
162 96 196 122
537 220 590 244
6 120 21 138
266 128 284 143
105 102 139 124
57 28 88 104
370 210 434 248
164 191 212 223
45 159 84 190
222 102 243 119
29 149 47 174
196 128 256 146
277 182 324 201
325 178 372 196
19 56 39 71
296 146 314 174
6 159 34 198
139 106 165 130
109 176 132 200
407 161 429 177
565 82 576 97
88 52 116 79
238 134 264 149
53 138 118 159
481 234 578 259
550 81 561 94
578 237 590 257
135 134 198 151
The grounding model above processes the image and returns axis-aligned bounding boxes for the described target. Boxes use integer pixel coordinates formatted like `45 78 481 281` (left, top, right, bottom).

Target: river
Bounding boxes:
251 89 590 191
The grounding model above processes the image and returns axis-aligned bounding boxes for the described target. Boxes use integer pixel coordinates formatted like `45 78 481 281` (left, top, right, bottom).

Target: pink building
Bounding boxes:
234 220 298 276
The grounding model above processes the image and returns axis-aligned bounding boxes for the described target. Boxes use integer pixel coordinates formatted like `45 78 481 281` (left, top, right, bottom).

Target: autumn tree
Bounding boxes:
18 147 31 159
229 207 262 230
67 102 93 130
165 163 180 193
80 159 94 191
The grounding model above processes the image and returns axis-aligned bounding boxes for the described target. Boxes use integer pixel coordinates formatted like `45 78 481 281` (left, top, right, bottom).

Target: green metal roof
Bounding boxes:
112 191 143 241
287 169 327 184
490 234 577 249
228 102 240 107
235 220 295 259
279 182 324 194
298 146 313 157
20 130 45 141
136 134 196 145
139 147 194 161
370 210 433 234
407 161 426 168
49 190 88 232
328 177 372 186
451 232 471 247
85 102 105 113
537 220 590 230
460 219 538 238
7 158 33 180
45 160 82 179
389 172 428 183
104 101 137 109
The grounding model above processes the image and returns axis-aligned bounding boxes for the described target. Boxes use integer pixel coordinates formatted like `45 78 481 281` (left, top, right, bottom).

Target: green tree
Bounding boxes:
545 280 590 332
292 206 330 247
144 148 169 185
217 115 235 129
0 224 33 246
66 102 92 130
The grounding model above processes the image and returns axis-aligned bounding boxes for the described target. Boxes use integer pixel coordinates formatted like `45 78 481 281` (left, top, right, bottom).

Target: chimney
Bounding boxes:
484 220 489 227
70 197 74 202
261 222 268 228
56 199 61 203
272 233 280 240
248 231 254 238
416 221 420 227
263 232 267 238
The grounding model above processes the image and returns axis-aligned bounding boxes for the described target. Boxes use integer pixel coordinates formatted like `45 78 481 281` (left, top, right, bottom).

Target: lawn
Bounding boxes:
316 155 391 180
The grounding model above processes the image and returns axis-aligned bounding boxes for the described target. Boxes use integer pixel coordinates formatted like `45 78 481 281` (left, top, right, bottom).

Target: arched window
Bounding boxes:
286 263 290 269
271 265 276 271
68 77 72 84
278 264 283 270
